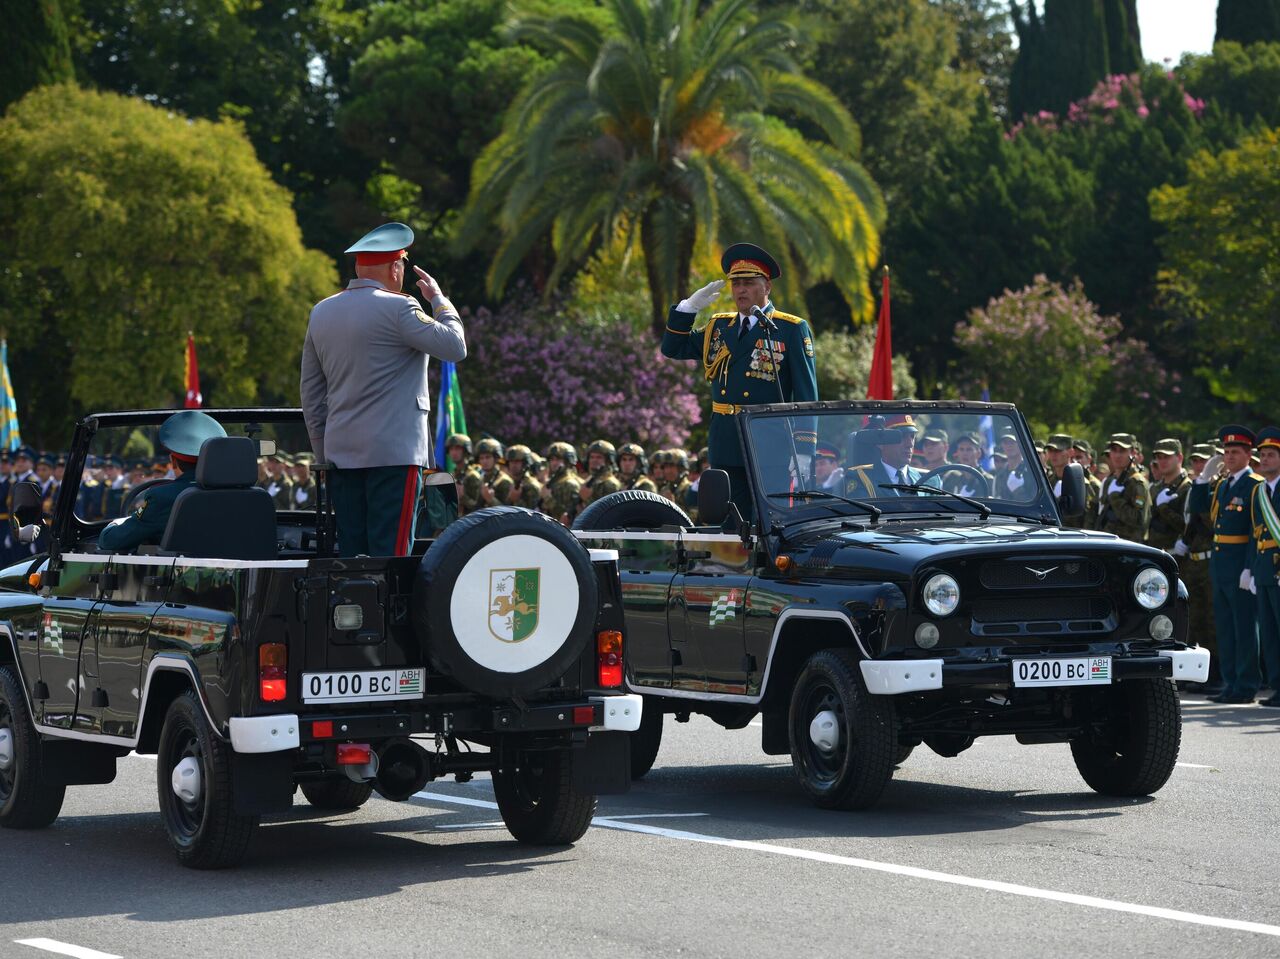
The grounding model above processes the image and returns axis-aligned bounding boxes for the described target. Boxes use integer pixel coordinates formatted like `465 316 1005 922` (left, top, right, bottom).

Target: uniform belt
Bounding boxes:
1214 534 1250 544
1190 550 1212 561
712 402 744 415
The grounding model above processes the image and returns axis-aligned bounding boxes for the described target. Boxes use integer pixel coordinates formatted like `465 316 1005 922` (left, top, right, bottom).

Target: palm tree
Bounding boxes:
454 0 886 336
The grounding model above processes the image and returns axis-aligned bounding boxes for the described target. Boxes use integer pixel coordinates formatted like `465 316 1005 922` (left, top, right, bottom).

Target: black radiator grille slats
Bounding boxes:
979 560 1104 589
971 596 1112 623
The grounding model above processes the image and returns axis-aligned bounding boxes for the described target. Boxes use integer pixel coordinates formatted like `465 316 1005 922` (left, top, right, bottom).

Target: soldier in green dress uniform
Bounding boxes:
542 441 583 525
1096 433 1150 542
617 443 657 493
503 445 544 509
1248 427 1280 705
1187 425 1263 703
661 243 818 522
460 438 512 515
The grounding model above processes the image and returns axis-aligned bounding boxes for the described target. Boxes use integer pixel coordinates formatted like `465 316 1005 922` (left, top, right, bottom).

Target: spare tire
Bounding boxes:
573 489 691 532
414 506 597 699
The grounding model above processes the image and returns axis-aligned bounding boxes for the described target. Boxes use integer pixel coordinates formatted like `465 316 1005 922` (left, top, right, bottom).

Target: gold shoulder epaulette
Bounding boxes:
711 312 735 320
1250 472 1265 481
771 310 805 324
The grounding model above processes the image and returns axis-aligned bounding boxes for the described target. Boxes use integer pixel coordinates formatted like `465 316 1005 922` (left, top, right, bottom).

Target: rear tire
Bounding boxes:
157 691 258 869
300 778 373 811
1071 678 1181 796
0 665 65 829
630 701 663 779
788 649 896 810
493 747 597 844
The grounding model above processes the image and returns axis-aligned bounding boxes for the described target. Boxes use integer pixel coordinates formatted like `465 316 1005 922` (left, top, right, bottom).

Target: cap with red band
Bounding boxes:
1218 424 1256 449
721 242 780 280
1255 426 1280 452
354 249 407 266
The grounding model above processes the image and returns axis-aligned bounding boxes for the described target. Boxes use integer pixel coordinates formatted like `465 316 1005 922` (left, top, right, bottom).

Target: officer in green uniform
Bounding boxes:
1188 425 1263 703
542 441 583 525
661 243 818 522
580 440 623 508
1147 438 1191 551
1248 427 1280 705
461 438 513 515
992 432 1036 502
1096 433 1150 542
1174 443 1221 692
1043 434 1084 527
503 445 543 509
617 444 657 493
99 411 227 552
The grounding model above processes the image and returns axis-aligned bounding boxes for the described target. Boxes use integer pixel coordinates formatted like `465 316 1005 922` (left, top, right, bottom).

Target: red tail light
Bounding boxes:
259 643 287 702
597 630 623 688
336 743 372 766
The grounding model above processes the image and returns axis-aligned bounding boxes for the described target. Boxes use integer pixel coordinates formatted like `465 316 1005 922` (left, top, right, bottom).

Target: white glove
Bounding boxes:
1171 539 1189 557
1196 454 1222 483
1156 488 1177 506
676 279 726 313
790 453 812 481
16 524 41 544
1239 568 1254 593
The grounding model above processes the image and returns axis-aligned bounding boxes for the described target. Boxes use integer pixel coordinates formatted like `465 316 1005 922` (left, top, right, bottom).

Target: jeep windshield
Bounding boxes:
742 402 1055 528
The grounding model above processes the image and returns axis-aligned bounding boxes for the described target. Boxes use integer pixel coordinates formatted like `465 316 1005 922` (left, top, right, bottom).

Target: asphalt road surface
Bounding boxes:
3 690 1279 959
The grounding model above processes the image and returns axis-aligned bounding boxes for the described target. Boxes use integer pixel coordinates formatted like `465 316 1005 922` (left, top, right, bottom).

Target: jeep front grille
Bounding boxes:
979 560 1104 589
970 596 1114 637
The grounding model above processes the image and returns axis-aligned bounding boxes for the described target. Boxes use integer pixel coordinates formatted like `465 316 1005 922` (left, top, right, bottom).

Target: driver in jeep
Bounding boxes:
98 410 226 552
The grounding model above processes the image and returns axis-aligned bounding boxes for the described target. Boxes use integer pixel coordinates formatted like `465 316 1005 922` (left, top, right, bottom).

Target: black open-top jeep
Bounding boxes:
0 409 639 868
574 400 1208 810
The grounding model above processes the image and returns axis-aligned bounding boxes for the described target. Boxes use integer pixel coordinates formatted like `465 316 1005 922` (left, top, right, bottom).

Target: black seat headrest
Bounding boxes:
195 436 258 489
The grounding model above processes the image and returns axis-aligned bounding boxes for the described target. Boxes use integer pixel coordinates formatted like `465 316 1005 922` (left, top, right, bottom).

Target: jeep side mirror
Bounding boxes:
1058 462 1086 520
10 480 42 531
698 469 731 527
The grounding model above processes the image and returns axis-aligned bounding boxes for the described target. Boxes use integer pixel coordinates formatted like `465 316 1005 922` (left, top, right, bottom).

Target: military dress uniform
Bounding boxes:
1249 427 1280 703
1176 443 1220 687
1096 434 1150 543
1187 425 1264 702
660 244 818 522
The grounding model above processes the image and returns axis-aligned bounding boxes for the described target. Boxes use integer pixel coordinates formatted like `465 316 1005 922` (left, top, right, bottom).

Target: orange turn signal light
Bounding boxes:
775 555 795 574
259 643 287 668
27 573 41 589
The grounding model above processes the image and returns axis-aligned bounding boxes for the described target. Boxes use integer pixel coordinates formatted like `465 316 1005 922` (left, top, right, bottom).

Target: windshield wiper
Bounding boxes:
877 484 992 518
765 489 883 522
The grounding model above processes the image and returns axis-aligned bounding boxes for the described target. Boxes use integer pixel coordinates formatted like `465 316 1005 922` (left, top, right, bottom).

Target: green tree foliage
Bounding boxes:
937 0 1016 117
1181 41 1280 134
3 0 75 111
813 327 917 401
1150 129 1280 410
456 0 885 336
1009 0 1142 118
0 86 335 444
1216 0 1280 46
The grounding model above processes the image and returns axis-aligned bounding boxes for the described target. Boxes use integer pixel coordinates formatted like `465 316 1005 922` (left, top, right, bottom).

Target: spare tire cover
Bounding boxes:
414 506 598 699
573 489 691 532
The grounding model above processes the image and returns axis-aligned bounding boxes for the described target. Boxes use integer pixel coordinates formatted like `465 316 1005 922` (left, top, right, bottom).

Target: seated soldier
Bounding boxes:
99 410 227 552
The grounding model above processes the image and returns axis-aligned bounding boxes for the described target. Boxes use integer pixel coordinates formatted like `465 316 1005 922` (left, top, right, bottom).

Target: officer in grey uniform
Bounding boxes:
301 222 466 557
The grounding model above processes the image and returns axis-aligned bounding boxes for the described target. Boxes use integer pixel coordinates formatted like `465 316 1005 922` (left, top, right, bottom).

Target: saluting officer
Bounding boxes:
301 222 466 556
1188 425 1264 704
1249 427 1280 706
661 243 818 522
1097 433 1150 542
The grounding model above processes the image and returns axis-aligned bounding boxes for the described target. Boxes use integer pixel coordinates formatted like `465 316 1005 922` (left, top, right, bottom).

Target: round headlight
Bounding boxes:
922 573 960 617
1133 567 1169 610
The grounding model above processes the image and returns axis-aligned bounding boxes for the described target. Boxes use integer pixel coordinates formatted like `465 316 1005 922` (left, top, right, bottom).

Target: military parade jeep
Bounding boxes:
574 400 1209 810
0 408 639 868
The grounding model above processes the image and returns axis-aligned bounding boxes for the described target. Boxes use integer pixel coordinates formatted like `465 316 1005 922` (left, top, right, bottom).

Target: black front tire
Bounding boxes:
630 701 663 779
0 665 65 829
493 748 597 844
156 691 258 869
300 778 374 811
1071 678 1181 796
788 649 897 810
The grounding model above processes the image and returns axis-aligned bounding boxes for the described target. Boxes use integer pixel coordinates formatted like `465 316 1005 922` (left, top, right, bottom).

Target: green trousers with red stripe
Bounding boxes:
330 465 422 557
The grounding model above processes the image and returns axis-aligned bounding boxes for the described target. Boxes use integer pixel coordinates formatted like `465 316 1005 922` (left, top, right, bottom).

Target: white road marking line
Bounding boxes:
412 790 1280 938
600 813 709 820
435 820 506 830
15 939 122 959
1176 762 1214 769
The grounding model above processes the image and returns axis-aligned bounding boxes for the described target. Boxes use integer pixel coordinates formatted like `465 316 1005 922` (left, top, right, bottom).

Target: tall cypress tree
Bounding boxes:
1104 0 1142 74
1216 0 1280 45
2 0 75 111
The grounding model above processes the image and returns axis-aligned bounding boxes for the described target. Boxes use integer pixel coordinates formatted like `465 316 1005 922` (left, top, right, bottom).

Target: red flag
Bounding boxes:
866 267 893 400
184 332 202 408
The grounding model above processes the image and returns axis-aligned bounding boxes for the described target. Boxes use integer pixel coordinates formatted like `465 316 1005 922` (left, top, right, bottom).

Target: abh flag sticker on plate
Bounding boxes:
489 568 540 643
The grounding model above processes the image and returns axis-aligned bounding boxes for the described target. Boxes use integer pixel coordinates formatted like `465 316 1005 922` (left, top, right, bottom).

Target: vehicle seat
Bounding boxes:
159 436 278 560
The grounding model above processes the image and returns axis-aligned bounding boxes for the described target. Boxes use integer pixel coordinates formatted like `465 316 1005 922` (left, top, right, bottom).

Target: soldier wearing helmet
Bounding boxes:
579 440 623 508
460 438 512 515
504 444 543 509
659 448 692 507
445 433 474 483
617 443 657 493
542 441 583 525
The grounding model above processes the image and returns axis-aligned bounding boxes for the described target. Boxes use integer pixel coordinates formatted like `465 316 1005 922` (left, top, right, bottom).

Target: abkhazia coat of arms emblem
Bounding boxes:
489 568 541 643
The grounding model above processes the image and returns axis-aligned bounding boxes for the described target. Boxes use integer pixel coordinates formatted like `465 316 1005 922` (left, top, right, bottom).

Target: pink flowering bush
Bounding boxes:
439 295 702 452
1008 71 1205 139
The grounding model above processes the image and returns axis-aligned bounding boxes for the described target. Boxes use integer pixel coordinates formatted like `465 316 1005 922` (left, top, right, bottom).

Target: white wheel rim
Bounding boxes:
171 756 202 804
0 728 12 771
809 709 840 753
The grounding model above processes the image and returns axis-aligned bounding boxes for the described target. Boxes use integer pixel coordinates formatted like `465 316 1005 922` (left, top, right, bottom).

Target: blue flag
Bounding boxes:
0 340 22 452
434 361 467 468
979 386 996 472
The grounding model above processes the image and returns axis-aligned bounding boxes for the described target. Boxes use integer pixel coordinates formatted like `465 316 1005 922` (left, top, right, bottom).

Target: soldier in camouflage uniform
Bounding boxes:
1175 442 1222 692
261 451 295 510
579 440 623 508
503 445 544 509
1096 433 1150 542
460 438 513 515
659 448 693 508
617 443 657 492
445 433 474 483
1043 434 1085 527
1147 439 1191 551
1071 439 1102 522
542 441 583 525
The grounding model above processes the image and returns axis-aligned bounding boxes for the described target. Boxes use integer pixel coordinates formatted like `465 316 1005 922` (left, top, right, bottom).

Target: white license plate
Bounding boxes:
302 668 424 704
1011 656 1112 687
